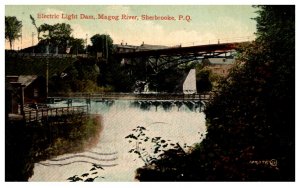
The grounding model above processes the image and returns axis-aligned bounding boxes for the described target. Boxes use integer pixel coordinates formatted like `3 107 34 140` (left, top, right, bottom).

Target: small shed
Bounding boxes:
18 75 46 103
6 75 46 115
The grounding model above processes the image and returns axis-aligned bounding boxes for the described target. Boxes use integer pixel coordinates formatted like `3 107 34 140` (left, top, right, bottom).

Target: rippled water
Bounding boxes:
29 99 206 182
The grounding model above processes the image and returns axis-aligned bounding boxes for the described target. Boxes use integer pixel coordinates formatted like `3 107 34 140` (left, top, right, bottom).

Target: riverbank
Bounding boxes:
5 114 102 181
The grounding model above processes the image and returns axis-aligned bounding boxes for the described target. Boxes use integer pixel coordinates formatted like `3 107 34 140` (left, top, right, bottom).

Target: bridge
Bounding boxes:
116 42 245 58
5 41 248 90
6 42 246 60
6 52 90 59
115 42 247 74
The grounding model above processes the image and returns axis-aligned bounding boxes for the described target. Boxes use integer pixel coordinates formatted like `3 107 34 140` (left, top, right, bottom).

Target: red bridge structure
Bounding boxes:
115 42 249 74
5 41 249 76
116 42 246 58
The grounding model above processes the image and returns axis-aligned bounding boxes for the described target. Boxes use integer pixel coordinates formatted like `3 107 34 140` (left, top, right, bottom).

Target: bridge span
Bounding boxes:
116 42 248 74
116 42 247 58
6 41 247 59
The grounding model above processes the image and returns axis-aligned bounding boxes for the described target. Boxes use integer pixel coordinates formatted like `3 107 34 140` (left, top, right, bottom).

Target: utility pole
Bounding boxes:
46 44 49 99
85 33 88 55
102 35 104 58
32 32 35 54
105 34 108 62
21 12 24 51
20 21 22 51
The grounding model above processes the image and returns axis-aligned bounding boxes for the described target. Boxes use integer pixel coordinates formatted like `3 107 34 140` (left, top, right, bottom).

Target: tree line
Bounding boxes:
135 5 295 181
5 15 114 56
5 15 218 94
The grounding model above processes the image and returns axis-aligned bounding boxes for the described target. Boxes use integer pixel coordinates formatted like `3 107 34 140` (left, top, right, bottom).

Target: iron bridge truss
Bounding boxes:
116 42 246 74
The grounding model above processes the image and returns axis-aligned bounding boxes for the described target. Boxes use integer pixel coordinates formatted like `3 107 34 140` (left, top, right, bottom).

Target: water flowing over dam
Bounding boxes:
30 99 206 182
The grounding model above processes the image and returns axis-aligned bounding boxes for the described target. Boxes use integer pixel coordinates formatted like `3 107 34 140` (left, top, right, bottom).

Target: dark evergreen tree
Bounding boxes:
136 5 295 181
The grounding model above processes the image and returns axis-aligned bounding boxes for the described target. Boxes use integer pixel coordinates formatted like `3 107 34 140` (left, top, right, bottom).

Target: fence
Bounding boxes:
49 92 216 101
24 105 88 123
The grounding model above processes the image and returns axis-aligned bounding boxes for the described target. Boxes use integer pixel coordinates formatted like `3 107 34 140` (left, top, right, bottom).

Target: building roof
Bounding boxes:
139 44 169 51
114 44 138 49
18 75 38 87
114 43 169 51
6 75 38 87
207 58 235 65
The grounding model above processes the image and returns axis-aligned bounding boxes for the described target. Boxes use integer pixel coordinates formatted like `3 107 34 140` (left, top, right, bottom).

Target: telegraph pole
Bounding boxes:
104 33 109 63
85 33 88 55
20 21 22 51
46 44 49 99
105 34 108 62
32 32 35 54
20 12 24 51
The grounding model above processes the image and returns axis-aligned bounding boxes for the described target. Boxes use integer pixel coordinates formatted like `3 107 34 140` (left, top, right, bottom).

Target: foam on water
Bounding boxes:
29 99 206 182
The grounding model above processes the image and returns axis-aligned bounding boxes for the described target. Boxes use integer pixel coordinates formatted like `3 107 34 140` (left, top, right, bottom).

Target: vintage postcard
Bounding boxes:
4 4 295 182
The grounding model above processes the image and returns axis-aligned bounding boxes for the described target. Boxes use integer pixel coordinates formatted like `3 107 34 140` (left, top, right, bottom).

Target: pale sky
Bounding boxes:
5 5 257 50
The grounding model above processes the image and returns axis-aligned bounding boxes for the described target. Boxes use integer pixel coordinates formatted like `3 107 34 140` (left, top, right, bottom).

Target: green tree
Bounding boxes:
196 69 212 92
5 16 22 50
201 5 295 180
38 23 73 53
69 38 85 54
136 5 295 181
90 34 114 58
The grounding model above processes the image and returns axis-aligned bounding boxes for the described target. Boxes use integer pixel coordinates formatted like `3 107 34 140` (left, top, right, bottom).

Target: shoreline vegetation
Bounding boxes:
5 114 103 181
134 6 295 181
5 5 294 182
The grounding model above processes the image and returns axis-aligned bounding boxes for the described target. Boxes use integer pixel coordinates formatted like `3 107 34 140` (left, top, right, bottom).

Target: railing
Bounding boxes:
49 92 216 101
24 105 88 123
6 52 91 58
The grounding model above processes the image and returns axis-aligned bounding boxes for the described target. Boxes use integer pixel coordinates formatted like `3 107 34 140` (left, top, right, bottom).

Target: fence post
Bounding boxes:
41 109 43 121
36 110 38 121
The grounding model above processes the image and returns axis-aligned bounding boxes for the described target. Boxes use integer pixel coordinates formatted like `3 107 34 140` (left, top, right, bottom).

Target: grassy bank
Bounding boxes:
5 114 102 181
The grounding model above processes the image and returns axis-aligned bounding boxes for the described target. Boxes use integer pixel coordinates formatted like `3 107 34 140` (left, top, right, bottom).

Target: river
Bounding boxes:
29 99 207 182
